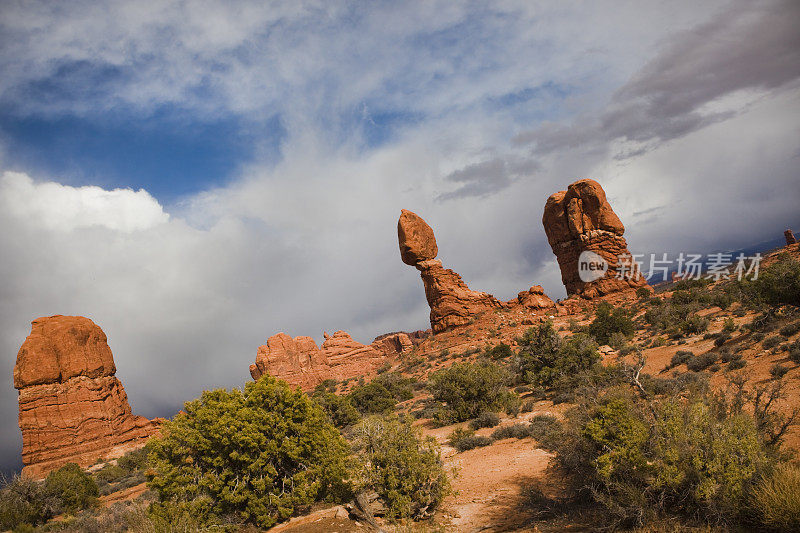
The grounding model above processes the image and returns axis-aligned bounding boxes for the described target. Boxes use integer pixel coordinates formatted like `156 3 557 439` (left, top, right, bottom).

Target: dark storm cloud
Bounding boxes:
437 156 540 201
514 0 800 157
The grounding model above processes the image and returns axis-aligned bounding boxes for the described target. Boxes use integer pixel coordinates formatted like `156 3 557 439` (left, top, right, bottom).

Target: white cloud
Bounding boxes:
0 172 169 232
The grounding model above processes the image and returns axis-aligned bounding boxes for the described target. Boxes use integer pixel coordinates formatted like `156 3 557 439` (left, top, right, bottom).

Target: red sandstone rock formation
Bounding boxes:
516 285 556 310
398 209 509 333
543 179 649 299
786 229 797 246
250 330 402 390
14 316 159 479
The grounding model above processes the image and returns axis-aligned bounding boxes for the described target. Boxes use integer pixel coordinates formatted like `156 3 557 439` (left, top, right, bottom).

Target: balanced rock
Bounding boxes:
398 210 503 333
786 229 797 246
398 209 438 266
14 316 159 479
543 179 648 298
250 330 396 390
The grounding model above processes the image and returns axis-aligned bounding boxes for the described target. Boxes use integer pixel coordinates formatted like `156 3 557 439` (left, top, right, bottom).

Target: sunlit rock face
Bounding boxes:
14 315 159 479
543 179 649 299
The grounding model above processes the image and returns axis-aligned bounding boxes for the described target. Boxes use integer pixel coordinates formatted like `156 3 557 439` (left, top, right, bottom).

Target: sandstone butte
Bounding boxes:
250 330 420 390
14 315 160 479
398 209 556 333
543 178 649 299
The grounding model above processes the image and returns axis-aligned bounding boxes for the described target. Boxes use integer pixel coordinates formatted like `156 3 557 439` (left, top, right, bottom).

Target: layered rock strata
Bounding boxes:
250 330 411 390
543 179 649 298
14 315 158 479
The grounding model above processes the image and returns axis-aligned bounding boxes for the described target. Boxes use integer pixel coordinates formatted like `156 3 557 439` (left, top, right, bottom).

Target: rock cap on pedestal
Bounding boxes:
398 209 438 266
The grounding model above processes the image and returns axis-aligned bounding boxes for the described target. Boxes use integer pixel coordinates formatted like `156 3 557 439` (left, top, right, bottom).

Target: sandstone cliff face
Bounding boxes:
543 179 648 299
250 330 412 390
398 209 511 333
14 316 159 479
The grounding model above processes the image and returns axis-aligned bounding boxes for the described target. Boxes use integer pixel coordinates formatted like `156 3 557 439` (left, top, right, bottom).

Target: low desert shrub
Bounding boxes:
738 253 800 307
588 302 635 345
789 341 800 364
527 415 561 449
485 343 513 360
0 476 58 530
469 411 500 430
762 335 782 350
448 427 492 452
669 350 693 368
728 358 747 371
43 463 99 515
779 321 800 337
353 416 450 521
722 317 737 333
491 423 531 440
427 361 514 423
750 463 800 530
686 353 717 372
550 387 778 528
714 332 732 347
680 314 710 335
770 364 789 379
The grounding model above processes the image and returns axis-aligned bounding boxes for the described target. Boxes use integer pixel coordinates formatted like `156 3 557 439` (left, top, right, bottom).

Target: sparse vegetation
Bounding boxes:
353 416 450 520
762 335 782 350
448 427 492 452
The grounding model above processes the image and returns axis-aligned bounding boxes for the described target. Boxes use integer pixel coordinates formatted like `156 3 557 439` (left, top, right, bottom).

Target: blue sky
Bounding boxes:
0 0 798 474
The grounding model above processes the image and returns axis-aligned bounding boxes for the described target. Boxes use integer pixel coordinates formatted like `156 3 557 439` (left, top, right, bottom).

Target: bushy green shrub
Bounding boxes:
469 411 500 430
514 322 600 388
751 463 800 530
43 463 99 515
312 390 361 428
588 302 635 345
427 361 514 422
636 287 651 299
348 382 397 414
548 379 793 529
738 253 800 307
485 343 513 360
353 416 450 520
147 375 350 529
372 372 416 402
